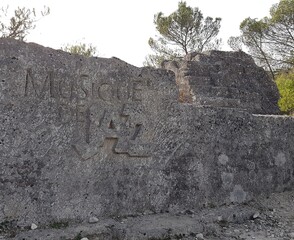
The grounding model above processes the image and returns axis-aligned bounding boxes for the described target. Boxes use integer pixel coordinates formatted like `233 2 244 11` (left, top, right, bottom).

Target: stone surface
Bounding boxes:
162 50 280 114
7 190 294 240
0 38 177 225
0 39 293 230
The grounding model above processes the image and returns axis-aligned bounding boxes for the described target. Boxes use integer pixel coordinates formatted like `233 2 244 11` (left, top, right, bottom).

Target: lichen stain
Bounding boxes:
230 185 247 203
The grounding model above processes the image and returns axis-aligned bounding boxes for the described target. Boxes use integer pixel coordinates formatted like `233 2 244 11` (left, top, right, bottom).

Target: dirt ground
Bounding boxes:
1 190 294 240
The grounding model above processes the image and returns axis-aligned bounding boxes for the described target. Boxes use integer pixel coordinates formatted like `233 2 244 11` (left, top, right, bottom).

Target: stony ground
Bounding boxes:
1 190 294 240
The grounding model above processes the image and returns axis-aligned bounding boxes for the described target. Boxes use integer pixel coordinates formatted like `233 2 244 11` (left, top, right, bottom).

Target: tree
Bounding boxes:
276 70 294 115
228 0 294 77
268 0 294 67
0 6 50 41
62 43 98 57
145 1 222 67
235 18 276 79
228 0 294 115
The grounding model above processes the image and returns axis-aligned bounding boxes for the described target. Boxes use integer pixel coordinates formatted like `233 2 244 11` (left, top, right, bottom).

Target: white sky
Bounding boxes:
2 0 279 67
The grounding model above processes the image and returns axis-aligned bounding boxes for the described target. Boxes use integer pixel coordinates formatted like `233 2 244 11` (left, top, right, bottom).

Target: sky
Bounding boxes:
1 0 279 67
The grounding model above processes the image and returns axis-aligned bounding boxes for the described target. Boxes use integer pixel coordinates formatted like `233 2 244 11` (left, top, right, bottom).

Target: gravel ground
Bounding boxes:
1 190 294 240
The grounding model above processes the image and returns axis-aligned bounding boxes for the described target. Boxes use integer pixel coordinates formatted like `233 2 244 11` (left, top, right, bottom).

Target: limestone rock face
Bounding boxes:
0 39 293 227
0 39 178 224
162 51 280 114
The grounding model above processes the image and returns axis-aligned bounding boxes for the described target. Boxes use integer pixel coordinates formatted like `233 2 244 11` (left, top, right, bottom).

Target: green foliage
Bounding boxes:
229 0 294 77
145 1 222 67
62 43 97 57
276 70 294 114
239 17 275 78
0 6 50 41
270 0 294 23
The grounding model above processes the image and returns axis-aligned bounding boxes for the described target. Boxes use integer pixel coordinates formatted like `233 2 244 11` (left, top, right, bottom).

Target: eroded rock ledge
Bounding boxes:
162 50 280 114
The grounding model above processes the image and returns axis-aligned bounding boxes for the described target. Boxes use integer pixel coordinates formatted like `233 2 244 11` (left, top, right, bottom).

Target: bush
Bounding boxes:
276 70 294 115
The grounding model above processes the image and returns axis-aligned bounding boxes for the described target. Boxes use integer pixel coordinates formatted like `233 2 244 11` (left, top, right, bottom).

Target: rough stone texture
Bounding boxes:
0 39 178 225
5 190 294 239
162 51 280 114
0 39 293 230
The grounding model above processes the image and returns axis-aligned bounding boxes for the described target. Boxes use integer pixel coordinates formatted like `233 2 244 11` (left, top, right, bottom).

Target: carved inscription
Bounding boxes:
24 69 143 103
24 69 151 160
70 103 150 160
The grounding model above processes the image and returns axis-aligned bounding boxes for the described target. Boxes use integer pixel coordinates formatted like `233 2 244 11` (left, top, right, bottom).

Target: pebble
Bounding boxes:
196 233 204 239
288 232 294 238
143 210 153 215
31 223 38 230
81 238 89 240
89 216 99 223
252 212 260 219
184 209 194 215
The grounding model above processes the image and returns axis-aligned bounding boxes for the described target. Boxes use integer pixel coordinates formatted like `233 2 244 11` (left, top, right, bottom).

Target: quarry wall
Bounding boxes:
0 39 293 226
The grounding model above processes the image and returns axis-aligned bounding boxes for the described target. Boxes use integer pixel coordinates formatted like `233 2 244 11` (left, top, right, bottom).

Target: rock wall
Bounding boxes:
0 39 293 226
162 51 280 114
